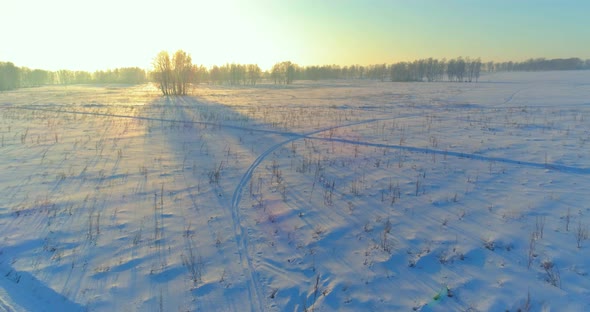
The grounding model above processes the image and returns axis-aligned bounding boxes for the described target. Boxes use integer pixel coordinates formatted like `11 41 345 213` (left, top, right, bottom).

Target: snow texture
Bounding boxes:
0 71 589 311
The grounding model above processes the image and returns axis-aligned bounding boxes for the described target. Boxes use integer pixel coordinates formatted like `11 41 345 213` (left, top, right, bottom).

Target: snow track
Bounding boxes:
230 117 392 311
2 75 589 311
307 136 590 175
229 102 588 309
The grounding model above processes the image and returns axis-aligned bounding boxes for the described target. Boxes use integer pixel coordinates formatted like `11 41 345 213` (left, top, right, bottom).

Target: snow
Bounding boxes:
0 71 589 311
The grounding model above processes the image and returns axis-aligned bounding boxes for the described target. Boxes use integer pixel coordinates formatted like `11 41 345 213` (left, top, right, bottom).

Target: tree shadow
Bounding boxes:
1 244 85 311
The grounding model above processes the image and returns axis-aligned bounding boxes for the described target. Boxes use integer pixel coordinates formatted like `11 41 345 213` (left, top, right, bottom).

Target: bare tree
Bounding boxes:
172 50 192 95
152 50 193 95
246 64 261 85
271 61 297 85
153 51 172 95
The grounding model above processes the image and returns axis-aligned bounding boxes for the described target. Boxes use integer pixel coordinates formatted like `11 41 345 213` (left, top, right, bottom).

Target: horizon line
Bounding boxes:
4 56 589 73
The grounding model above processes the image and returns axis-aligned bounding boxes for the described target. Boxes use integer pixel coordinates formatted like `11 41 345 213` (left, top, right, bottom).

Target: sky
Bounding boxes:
2 0 590 71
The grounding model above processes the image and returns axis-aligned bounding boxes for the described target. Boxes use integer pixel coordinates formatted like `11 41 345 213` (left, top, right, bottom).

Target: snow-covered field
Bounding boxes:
1 71 589 311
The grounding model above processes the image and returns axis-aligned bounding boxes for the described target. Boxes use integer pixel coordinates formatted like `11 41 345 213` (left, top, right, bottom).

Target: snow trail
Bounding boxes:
2 74 589 311
230 117 391 311
306 136 590 174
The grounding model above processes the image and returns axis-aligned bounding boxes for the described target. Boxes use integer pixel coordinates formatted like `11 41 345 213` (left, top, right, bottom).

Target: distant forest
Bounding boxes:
1 55 589 92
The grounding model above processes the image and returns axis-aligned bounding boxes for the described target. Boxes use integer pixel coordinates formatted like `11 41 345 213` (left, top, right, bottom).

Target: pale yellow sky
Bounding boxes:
3 0 589 71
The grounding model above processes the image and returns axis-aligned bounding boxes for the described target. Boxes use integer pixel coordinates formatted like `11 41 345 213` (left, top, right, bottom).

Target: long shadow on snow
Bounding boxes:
0 243 85 311
138 95 291 312
142 94 391 312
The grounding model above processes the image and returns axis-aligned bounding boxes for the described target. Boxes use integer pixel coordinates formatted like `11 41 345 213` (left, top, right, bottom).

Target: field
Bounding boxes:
1 71 589 311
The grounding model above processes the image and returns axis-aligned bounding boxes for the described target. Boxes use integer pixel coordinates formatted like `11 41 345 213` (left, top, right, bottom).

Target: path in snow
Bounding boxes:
307 136 590 175
228 99 588 309
230 117 390 311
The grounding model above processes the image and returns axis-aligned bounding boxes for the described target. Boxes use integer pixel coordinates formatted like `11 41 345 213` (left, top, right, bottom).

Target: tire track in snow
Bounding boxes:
230 117 391 312
231 111 588 309
502 86 529 105
306 136 590 174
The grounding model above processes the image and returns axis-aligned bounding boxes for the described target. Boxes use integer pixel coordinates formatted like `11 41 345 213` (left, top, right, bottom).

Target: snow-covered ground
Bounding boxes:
0 71 589 311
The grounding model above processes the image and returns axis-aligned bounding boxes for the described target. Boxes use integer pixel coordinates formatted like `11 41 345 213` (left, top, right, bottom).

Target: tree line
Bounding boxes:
209 63 262 86
149 51 590 95
0 62 147 91
151 50 264 95
2 55 590 93
0 62 56 91
487 57 590 72
266 57 481 83
260 57 588 83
